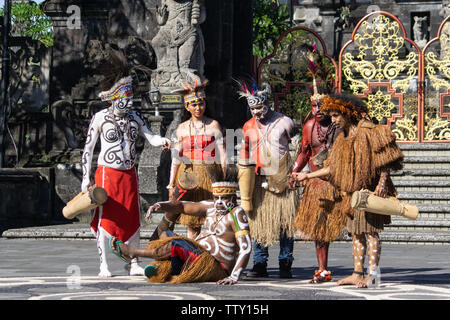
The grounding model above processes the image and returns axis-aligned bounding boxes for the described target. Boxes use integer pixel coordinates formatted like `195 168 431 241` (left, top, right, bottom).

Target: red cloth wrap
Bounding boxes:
239 118 265 173
180 135 216 161
90 165 140 242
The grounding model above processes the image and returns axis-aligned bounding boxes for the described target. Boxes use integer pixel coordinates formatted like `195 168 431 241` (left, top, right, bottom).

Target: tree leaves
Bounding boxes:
0 0 53 47
253 0 291 58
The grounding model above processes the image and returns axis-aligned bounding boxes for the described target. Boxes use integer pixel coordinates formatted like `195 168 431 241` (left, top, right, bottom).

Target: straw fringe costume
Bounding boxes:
249 158 298 247
144 235 228 284
324 119 403 234
294 178 346 242
174 162 222 228
240 115 299 247
236 80 298 278
292 117 346 243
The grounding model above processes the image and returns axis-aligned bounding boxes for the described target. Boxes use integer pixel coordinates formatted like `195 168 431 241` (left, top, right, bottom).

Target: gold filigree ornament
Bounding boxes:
342 14 418 95
366 89 396 122
425 51 450 91
424 106 450 140
392 116 418 141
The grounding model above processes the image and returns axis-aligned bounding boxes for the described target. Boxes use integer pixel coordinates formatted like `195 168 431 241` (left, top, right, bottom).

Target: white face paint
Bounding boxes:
111 97 133 117
213 195 236 215
249 104 269 121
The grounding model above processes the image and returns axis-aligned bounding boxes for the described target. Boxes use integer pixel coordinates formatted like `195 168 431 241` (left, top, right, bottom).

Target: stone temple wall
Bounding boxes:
0 0 253 227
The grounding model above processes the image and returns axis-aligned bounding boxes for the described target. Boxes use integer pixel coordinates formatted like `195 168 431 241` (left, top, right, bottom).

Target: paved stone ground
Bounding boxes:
1 238 449 305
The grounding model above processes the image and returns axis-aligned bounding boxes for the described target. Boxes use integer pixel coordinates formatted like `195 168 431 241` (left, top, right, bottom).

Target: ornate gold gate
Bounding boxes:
338 11 422 142
256 12 450 143
423 16 450 141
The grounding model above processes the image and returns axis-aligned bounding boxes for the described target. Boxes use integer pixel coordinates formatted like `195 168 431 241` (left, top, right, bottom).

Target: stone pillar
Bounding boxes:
137 113 168 210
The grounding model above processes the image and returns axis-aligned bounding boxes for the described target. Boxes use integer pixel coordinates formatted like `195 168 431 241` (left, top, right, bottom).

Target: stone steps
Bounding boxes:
1 223 188 240
380 143 450 243
340 229 450 244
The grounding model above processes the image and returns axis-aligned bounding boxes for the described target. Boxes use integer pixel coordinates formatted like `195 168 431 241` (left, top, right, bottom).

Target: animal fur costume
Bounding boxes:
321 95 404 234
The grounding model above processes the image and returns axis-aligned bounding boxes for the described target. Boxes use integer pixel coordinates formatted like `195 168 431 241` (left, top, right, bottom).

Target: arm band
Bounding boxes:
235 230 249 239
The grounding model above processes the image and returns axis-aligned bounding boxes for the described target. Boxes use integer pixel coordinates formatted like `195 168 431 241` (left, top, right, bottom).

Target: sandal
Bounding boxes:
108 236 133 263
309 270 332 283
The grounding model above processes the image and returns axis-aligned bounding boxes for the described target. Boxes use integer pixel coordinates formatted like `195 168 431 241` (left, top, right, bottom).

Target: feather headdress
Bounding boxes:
97 49 134 102
172 73 209 105
235 79 270 107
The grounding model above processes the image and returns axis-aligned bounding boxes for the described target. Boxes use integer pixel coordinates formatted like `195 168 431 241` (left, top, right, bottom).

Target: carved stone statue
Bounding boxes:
151 0 206 91
413 16 428 48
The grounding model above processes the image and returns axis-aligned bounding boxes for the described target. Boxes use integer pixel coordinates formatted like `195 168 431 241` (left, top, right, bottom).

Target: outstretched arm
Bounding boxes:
289 121 312 189
146 200 211 221
136 111 170 149
167 127 183 197
217 208 252 285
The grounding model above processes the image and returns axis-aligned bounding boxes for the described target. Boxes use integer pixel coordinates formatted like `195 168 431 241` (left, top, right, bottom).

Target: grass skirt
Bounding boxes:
144 236 227 283
294 178 346 242
174 162 222 228
248 175 299 247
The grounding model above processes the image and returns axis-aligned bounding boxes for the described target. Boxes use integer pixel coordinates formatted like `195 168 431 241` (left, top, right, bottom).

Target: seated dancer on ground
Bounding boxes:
288 93 345 283
109 168 252 285
291 93 403 288
168 75 227 239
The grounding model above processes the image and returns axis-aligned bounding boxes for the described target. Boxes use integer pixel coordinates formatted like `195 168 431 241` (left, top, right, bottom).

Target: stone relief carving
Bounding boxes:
151 0 206 91
51 37 156 150
7 39 49 114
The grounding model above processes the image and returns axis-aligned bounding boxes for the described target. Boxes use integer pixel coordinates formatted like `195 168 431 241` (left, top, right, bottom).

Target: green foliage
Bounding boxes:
260 30 337 123
0 0 53 47
253 0 291 58
278 87 311 123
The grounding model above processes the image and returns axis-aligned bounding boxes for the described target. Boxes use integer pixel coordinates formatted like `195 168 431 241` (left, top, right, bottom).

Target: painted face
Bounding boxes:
213 195 236 215
330 111 347 129
249 104 268 120
111 97 133 116
314 111 327 123
185 100 206 119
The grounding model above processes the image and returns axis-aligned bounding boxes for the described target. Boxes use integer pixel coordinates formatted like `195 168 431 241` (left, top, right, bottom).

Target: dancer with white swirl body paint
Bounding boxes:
81 50 170 278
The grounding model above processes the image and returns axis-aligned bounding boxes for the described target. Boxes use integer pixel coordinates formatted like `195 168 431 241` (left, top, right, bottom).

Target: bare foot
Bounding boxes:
117 241 134 259
336 273 365 286
110 237 134 261
356 275 373 288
